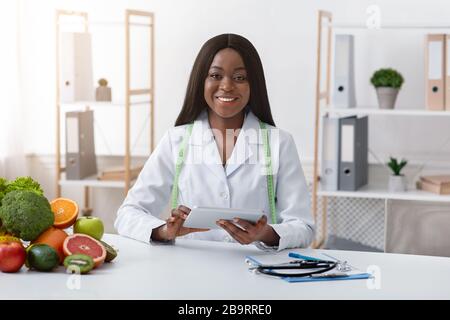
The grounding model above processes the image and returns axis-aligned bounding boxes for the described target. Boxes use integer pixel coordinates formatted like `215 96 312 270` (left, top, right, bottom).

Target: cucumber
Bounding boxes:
99 240 118 262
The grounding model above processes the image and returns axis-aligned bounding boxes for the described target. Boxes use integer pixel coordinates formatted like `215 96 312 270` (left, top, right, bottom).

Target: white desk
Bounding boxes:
2 234 450 299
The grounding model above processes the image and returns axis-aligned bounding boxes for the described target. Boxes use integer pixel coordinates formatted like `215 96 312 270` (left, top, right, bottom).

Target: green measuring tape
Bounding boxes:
170 123 194 210
259 121 277 224
170 121 277 224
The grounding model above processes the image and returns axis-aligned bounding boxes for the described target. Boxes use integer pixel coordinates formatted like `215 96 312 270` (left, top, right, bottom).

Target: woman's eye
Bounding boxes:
209 73 222 80
234 75 247 82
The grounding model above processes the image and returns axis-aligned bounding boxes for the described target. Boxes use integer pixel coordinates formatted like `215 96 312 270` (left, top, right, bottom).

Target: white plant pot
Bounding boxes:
96 86 112 102
388 175 407 192
376 87 399 109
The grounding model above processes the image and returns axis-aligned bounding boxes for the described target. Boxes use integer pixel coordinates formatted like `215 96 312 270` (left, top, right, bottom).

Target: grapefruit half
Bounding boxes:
63 234 106 268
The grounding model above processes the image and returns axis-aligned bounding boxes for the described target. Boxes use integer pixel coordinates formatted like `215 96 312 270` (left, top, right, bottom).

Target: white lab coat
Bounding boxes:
115 111 314 251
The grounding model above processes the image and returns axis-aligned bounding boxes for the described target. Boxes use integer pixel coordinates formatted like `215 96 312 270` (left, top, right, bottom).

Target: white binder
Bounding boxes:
446 34 450 111
60 32 94 102
320 115 340 191
333 35 356 109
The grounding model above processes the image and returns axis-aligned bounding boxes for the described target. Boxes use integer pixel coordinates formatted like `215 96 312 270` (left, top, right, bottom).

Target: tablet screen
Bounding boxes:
183 206 263 229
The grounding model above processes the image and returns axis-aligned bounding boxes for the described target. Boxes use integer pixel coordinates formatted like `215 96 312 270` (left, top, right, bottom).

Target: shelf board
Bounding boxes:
58 21 152 27
329 23 450 30
60 101 151 108
318 185 450 202
323 107 450 117
59 175 136 188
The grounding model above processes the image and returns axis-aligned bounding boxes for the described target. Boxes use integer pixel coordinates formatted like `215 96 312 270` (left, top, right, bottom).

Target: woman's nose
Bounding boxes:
219 76 234 91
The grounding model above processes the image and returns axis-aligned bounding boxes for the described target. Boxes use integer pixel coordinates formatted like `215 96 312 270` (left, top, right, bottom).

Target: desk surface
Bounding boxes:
2 234 450 299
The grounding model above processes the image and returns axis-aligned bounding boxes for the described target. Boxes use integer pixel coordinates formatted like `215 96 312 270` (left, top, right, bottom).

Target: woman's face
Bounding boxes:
204 48 250 119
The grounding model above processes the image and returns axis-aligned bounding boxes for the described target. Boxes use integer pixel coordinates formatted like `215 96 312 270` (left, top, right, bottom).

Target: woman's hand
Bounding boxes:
217 215 280 246
151 205 209 241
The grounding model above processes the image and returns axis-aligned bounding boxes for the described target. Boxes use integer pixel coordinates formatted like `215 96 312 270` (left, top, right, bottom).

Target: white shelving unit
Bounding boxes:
329 23 450 30
323 107 450 117
312 10 450 248
61 101 151 108
55 10 154 214
318 185 450 202
58 174 132 189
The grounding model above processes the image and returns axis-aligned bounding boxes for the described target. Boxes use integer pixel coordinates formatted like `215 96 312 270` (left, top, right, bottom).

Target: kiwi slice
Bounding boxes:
99 240 118 262
64 254 94 274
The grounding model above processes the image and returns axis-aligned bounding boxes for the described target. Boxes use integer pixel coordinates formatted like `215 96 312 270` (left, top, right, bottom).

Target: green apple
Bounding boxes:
74 217 104 240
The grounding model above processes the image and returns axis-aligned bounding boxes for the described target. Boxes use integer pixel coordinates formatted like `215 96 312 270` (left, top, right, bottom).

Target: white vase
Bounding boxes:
96 86 112 102
376 87 399 109
388 175 407 192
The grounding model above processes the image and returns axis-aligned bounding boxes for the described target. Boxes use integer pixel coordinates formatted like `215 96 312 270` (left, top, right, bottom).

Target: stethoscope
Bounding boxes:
246 259 338 278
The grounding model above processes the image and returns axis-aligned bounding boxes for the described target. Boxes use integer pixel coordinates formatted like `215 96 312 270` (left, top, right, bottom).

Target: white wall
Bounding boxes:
16 0 450 231
0 1 26 179
20 0 450 161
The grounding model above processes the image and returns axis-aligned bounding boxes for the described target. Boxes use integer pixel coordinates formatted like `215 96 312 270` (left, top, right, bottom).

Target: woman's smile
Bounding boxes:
216 95 239 104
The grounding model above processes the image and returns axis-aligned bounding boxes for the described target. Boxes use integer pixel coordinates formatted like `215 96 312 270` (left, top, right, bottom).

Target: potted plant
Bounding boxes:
370 68 404 109
95 78 112 102
387 157 408 192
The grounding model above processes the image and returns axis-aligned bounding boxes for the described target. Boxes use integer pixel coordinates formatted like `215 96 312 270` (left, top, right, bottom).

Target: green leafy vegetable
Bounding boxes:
4 176 43 196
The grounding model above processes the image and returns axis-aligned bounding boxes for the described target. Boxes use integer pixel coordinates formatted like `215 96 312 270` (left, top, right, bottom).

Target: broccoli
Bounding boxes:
0 178 7 203
0 190 54 241
5 176 44 196
0 220 7 235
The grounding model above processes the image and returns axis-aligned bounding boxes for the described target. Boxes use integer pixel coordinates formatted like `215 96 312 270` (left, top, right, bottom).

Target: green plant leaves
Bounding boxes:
371 68 404 89
387 157 408 176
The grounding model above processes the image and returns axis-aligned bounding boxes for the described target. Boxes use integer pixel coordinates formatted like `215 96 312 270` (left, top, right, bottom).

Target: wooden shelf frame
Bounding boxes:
312 10 333 249
55 9 154 215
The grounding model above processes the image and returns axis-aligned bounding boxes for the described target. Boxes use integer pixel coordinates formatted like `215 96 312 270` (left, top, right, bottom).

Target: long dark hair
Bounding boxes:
175 33 275 126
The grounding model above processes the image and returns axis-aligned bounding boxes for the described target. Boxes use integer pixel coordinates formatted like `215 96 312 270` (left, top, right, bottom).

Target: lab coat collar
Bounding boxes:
189 110 264 180
190 110 263 146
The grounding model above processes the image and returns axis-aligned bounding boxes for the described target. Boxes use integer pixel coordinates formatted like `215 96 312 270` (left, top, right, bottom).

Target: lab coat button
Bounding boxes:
220 191 228 199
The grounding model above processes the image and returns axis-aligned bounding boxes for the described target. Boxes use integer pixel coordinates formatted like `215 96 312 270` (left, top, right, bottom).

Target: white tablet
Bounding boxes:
183 206 263 229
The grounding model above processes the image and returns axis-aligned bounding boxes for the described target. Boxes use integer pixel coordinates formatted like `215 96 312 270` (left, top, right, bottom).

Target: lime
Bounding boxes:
25 244 36 268
99 240 117 262
27 244 59 272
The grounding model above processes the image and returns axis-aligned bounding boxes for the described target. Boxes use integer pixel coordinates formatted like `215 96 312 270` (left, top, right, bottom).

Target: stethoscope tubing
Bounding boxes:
252 260 337 278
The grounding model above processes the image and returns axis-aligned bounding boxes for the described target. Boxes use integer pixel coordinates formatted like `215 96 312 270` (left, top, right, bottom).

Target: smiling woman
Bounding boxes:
115 33 314 252
175 34 274 127
204 48 251 164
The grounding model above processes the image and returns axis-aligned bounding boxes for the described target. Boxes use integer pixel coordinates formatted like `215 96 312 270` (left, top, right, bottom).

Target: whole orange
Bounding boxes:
32 227 68 264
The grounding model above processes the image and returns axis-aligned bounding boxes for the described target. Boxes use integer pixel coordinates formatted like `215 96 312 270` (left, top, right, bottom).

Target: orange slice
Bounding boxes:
50 198 79 229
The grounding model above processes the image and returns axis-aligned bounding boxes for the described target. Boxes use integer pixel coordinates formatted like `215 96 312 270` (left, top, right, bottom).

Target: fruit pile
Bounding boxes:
0 176 117 274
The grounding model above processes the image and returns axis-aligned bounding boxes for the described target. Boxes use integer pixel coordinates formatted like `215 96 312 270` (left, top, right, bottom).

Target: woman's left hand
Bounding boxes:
216 215 280 246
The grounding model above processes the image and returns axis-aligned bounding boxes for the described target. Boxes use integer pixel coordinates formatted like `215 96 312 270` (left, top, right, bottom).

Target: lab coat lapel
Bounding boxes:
190 112 227 183
225 112 262 177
